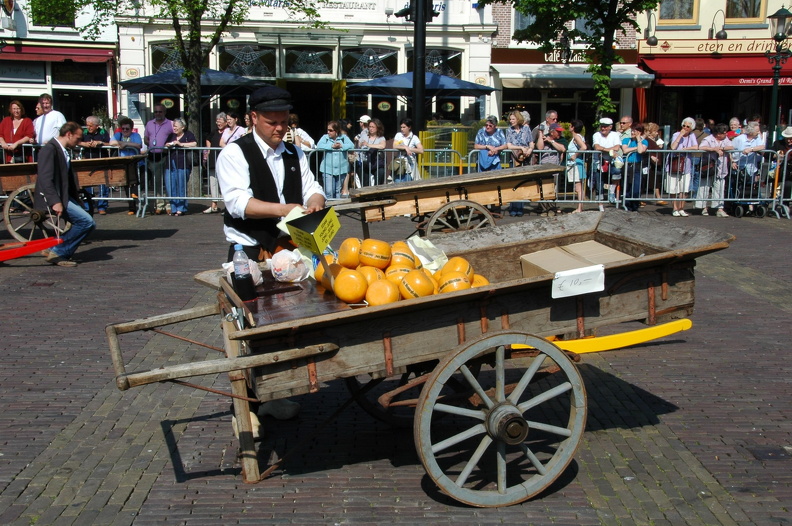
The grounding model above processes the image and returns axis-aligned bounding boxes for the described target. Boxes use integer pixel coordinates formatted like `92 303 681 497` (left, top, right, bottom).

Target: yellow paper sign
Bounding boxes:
286 207 340 255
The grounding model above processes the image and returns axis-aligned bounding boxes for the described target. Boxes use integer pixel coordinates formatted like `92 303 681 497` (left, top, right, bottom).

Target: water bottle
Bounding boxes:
231 244 256 301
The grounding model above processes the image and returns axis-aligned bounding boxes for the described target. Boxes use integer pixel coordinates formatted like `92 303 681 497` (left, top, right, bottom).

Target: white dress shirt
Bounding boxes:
216 132 325 246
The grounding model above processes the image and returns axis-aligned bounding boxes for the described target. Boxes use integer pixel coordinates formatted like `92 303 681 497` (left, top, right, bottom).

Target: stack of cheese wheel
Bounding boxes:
319 238 489 306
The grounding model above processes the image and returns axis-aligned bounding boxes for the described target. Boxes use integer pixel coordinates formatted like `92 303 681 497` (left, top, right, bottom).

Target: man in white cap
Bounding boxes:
352 115 372 179
216 85 326 263
355 115 371 148
592 117 622 206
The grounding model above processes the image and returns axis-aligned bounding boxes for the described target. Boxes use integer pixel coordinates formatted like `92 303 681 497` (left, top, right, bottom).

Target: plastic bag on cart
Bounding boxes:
270 249 310 282
407 237 448 272
222 258 263 286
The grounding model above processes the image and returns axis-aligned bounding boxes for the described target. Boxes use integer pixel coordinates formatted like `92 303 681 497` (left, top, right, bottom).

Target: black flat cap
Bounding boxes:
249 86 293 112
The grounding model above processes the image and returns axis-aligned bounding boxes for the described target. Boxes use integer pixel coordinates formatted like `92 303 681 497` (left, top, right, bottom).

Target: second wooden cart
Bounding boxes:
0 155 145 242
334 164 559 238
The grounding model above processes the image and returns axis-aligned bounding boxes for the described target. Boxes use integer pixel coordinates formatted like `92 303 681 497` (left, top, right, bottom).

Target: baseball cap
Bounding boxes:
359 115 371 123
548 123 563 131
599 117 614 126
249 85 293 112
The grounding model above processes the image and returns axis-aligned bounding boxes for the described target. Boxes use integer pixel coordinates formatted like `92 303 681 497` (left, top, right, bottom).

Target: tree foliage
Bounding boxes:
30 0 325 134
480 0 659 120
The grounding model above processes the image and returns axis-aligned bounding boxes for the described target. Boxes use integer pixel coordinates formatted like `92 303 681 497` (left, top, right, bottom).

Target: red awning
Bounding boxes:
0 43 114 63
640 55 792 87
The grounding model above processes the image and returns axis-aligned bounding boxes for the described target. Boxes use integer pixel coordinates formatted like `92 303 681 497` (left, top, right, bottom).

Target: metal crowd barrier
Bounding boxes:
462 147 792 218
6 142 790 220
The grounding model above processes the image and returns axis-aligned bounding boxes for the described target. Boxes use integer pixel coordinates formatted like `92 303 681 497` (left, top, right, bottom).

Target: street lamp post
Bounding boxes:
766 6 792 148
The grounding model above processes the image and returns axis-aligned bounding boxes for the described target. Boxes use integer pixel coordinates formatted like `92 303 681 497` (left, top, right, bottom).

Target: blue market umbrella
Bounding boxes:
346 72 497 98
120 68 262 97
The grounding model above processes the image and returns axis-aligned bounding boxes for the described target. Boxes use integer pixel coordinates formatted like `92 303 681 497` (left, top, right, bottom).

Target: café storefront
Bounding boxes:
490 48 654 128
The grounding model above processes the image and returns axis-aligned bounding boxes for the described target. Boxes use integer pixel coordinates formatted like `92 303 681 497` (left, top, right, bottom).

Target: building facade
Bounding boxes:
638 1 791 135
488 3 652 128
0 0 116 126
115 1 500 141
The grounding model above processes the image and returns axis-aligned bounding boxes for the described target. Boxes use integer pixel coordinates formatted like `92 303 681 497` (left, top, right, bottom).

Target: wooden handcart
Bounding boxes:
0 155 145 242
334 164 559 238
106 211 733 507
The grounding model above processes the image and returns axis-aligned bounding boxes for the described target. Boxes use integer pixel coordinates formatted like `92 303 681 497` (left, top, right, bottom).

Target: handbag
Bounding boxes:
668 155 686 175
389 157 409 177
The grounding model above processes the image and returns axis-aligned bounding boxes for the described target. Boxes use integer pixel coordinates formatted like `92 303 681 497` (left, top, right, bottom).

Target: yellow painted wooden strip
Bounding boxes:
513 319 693 354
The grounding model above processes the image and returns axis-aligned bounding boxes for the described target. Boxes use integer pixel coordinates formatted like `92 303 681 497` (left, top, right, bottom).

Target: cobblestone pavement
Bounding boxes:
0 201 790 525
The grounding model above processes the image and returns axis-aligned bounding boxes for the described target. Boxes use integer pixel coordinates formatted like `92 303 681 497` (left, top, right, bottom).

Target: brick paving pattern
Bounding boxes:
1 202 790 525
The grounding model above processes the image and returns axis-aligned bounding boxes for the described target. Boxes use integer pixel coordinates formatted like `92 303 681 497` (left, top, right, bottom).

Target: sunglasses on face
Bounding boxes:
121 127 131 131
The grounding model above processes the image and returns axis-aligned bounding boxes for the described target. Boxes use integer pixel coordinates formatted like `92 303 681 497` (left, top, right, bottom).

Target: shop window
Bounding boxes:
151 43 209 73
30 0 75 27
726 0 765 22
406 49 462 77
52 61 107 86
573 17 596 40
219 45 276 78
284 47 332 75
514 11 536 30
342 48 397 79
658 0 699 23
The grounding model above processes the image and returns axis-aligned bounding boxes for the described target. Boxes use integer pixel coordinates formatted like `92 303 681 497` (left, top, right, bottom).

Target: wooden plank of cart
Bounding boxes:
106 211 733 508
0 155 146 242
333 164 559 239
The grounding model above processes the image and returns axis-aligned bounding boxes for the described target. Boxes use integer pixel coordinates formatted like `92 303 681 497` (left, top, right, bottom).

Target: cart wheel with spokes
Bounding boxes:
414 331 587 507
424 199 495 238
3 183 70 242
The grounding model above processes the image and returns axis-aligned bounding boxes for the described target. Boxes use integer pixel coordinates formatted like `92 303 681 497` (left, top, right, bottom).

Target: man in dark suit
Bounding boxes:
34 122 96 267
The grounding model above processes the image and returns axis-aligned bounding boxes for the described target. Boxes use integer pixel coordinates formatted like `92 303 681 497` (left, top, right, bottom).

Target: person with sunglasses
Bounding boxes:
317 120 354 198
475 115 507 172
618 116 633 142
531 109 558 145
620 122 648 212
665 117 698 217
110 117 145 215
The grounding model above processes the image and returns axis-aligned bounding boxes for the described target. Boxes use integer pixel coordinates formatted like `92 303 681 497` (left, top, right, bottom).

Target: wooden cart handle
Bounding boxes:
115 343 339 391
107 304 219 389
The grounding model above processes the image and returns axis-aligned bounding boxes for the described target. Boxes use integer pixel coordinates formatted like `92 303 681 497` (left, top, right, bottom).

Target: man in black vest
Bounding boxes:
216 86 326 262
